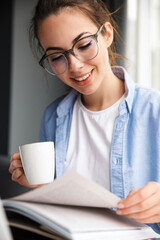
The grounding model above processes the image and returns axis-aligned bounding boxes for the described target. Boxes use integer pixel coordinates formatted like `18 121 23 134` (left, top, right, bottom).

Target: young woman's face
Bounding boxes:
38 8 113 96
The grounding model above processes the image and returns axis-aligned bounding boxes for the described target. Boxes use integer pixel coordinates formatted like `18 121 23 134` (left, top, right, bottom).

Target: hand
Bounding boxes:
9 153 41 189
116 182 160 223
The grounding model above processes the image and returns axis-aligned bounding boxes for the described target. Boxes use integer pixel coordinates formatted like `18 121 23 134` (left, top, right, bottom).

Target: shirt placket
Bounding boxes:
110 102 129 199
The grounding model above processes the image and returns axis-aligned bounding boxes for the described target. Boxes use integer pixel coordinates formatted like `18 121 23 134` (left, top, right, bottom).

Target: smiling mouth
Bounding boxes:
73 70 92 81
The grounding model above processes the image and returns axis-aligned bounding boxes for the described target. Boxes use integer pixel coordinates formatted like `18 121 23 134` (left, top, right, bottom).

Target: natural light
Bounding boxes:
126 0 160 90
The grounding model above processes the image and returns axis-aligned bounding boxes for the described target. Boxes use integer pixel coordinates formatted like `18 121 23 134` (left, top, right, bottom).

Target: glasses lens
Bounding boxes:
43 53 67 75
74 37 98 61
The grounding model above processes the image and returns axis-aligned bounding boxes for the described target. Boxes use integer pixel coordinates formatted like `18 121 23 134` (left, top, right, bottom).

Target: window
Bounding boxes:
125 0 160 90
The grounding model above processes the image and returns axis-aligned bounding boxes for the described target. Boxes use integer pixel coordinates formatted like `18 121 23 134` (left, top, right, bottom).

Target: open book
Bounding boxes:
0 198 13 240
3 171 160 240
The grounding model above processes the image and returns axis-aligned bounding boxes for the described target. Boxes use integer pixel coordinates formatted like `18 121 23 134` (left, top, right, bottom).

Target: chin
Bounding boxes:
78 88 97 96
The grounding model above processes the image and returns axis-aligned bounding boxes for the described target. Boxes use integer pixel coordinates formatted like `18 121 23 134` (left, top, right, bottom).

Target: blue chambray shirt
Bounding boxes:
40 66 160 234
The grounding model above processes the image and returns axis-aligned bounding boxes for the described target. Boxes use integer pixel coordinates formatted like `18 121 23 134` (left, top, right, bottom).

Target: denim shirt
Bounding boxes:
40 66 160 234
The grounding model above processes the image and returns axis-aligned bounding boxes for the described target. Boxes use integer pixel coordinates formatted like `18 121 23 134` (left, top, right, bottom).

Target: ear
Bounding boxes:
103 22 114 48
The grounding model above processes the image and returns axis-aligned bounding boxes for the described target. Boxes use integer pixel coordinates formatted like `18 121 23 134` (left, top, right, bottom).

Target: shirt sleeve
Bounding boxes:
39 111 47 142
147 223 160 235
39 93 67 142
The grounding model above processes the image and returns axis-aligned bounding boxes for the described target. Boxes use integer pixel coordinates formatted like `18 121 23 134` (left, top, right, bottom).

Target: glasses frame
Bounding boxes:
39 25 104 76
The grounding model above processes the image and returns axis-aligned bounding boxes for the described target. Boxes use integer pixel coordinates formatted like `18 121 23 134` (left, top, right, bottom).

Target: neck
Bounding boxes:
81 67 125 111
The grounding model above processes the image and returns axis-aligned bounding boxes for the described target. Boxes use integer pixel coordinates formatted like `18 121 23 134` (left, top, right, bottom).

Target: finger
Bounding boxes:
9 159 23 173
16 173 43 189
117 189 160 216
16 173 30 187
117 202 160 220
127 204 160 221
12 168 43 189
118 182 160 209
127 188 140 197
133 214 160 224
118 188 140 208
10 153 21 162
126 211 160 224
12 168 24 181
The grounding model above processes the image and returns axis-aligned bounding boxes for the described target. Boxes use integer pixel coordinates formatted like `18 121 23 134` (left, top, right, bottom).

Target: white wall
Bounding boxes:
9 0 68 154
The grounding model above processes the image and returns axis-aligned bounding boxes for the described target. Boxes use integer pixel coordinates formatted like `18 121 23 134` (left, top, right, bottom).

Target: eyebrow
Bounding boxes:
45 31 90 53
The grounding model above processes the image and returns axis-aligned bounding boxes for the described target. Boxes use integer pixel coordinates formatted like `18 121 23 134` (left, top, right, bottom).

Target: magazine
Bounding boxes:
3 171 160 240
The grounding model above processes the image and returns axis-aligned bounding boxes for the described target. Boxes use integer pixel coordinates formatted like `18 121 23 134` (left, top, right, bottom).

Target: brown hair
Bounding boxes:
29 0 121 66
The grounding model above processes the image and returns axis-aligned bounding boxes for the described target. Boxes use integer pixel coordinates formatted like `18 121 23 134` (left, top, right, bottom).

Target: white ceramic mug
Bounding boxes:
19 142 55 185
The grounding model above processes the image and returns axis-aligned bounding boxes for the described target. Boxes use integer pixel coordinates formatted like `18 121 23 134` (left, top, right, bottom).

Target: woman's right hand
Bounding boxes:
9 153 41 189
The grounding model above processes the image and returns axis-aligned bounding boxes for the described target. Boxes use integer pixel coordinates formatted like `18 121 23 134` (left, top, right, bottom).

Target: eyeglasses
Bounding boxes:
39 25 103 76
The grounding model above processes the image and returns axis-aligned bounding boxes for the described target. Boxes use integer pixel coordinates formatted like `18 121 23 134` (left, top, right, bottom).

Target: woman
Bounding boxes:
9 0 160 234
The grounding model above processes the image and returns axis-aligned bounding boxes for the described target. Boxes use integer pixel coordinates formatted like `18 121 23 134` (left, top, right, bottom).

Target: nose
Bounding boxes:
68 53 84 72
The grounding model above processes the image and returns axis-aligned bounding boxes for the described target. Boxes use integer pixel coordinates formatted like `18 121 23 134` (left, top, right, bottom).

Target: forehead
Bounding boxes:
38 8 97 49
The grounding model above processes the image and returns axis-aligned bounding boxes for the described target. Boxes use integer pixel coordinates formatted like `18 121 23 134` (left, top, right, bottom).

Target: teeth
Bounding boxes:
75 71 91 81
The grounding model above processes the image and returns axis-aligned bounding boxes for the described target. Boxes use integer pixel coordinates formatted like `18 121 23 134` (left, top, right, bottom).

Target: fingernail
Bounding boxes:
118 203 124 209
116 210 122 215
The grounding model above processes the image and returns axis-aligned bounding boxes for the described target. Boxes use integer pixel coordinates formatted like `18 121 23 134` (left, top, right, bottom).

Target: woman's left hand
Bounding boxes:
116 181 160 223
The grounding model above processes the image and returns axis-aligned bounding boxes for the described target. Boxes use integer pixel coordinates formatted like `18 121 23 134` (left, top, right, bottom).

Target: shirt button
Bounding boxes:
121 103 125 107
113 158 119 165
119 102 125 110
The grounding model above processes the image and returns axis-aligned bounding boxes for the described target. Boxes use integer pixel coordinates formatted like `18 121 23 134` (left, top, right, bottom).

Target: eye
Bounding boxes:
75 37 93 52
78 40 92 50
49 54 63 62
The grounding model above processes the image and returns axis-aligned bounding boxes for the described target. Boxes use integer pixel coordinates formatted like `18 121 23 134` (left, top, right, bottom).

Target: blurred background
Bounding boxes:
0 0 160 198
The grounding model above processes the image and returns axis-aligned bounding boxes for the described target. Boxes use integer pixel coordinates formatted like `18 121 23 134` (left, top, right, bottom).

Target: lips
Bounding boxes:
71 70 93 81
71 69 93 87
74 71 92 81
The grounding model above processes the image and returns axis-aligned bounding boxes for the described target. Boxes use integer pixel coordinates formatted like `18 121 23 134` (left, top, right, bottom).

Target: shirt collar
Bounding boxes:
112 66 135 114
56 89 78 117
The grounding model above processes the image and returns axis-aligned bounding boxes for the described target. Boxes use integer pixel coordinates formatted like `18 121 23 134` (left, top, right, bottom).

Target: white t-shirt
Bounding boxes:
64 94 125 190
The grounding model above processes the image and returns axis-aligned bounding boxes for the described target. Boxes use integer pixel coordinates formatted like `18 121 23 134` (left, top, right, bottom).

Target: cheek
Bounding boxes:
101 42 109 60
98 37 110 62
95 45 109 70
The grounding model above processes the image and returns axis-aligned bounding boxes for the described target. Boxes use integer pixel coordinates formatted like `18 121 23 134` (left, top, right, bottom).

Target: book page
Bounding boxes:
0 198 13 240
4 201 160 240
12 171 120 208
4 172 160 240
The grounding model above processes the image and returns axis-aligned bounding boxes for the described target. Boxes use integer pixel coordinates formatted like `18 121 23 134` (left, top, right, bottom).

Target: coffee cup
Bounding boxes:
19 141 55 185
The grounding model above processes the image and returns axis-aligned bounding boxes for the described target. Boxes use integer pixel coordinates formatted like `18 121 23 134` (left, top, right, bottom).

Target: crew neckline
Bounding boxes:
77 93 126 115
